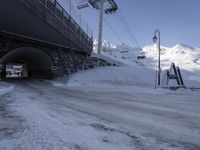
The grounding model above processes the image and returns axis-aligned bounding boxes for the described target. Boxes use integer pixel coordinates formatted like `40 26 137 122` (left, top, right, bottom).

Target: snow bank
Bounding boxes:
0 82 14 96
66 66 154 87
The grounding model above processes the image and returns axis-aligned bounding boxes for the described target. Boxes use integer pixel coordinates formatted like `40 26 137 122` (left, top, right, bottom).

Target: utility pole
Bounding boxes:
98 0 104 54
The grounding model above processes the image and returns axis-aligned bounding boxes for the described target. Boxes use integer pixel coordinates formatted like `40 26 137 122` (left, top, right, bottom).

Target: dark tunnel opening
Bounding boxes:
0 47 57 79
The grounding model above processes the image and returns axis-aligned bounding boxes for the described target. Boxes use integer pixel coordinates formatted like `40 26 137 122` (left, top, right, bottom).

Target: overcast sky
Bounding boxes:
58 0 200 48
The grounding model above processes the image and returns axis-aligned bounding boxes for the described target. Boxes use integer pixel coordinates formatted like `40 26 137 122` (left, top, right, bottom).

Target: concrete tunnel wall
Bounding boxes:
0 47 56 79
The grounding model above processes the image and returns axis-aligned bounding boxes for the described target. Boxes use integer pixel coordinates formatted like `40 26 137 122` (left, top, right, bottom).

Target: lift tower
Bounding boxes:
78 0 118 54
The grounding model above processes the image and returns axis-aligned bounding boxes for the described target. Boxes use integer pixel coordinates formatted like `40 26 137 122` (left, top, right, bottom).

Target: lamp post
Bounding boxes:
153 29 161 86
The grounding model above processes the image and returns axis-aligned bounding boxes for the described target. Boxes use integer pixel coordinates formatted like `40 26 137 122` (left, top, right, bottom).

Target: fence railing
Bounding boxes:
18 0 93 52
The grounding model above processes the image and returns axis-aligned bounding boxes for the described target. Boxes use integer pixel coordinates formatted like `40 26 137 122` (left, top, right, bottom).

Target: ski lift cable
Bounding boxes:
118 12 141 49
115 12 139 48
114 12 141 49
113 13 127 32
113 14 135 45
114 9 145 59
117 9 142 49
103 17 124 44
114 13 138 48
117 9 138 42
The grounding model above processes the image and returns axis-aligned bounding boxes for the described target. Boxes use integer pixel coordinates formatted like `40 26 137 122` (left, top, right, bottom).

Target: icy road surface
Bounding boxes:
0 80 200 150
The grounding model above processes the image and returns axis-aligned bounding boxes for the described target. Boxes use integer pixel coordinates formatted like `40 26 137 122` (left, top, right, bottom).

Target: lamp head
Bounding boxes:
153 35 157 43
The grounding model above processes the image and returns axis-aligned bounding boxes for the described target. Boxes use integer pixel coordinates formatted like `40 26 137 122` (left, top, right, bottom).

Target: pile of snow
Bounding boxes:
66 66 155 87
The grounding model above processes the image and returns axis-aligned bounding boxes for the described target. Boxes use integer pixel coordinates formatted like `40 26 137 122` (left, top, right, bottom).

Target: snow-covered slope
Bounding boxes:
94 40 200 72
66 66 155 87
143 44 200 71
83 41 200 87
56 41 199 88
93 40 142 67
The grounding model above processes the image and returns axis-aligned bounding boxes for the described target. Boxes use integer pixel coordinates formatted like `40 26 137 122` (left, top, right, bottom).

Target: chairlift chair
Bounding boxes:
137 49 145 60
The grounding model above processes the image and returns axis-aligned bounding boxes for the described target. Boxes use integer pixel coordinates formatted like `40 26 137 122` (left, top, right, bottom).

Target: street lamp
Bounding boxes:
153 29 161 87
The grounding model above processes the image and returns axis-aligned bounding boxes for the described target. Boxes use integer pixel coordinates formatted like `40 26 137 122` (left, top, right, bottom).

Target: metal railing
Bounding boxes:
18 0 93 52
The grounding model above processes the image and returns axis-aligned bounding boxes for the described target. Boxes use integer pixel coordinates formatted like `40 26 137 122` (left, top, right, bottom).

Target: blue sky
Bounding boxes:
58 0 200 48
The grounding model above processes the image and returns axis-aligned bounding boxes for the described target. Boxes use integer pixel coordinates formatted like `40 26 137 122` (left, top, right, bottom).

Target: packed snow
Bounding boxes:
66 66 154 87
1 41 200 150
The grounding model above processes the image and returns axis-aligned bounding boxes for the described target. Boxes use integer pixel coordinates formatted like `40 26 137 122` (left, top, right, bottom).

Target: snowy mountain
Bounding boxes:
91 40 200 86
143 44 200 71
93 40 142 67
94 40 200 72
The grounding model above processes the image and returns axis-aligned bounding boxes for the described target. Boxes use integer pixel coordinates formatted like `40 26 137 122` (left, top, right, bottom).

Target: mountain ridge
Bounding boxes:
93 40 200 71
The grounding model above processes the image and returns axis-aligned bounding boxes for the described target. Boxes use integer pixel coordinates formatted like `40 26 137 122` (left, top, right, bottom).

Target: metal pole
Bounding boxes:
97 0 104 54
154 29 161 86
69 0 71 16
154 66 158 89
158 30 161 86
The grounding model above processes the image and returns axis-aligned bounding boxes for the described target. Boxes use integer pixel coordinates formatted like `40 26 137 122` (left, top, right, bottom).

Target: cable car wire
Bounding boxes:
118 9 141 49
111 7 142 49
103 17 124 44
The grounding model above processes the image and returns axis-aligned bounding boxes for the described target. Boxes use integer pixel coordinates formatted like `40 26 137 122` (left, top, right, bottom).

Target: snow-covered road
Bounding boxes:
1 80 200 150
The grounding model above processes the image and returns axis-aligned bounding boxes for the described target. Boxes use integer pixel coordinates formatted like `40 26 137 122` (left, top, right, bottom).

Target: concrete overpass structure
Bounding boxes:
0 0 93 79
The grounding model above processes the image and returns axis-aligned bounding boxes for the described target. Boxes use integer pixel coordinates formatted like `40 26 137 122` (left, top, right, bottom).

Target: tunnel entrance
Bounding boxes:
0 47 57 79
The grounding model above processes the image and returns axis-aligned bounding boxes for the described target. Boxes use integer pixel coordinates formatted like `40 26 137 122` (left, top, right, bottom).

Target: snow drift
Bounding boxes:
67 66 154 87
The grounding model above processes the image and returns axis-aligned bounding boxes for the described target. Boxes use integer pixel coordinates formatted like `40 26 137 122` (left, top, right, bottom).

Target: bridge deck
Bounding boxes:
0 0 93 54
